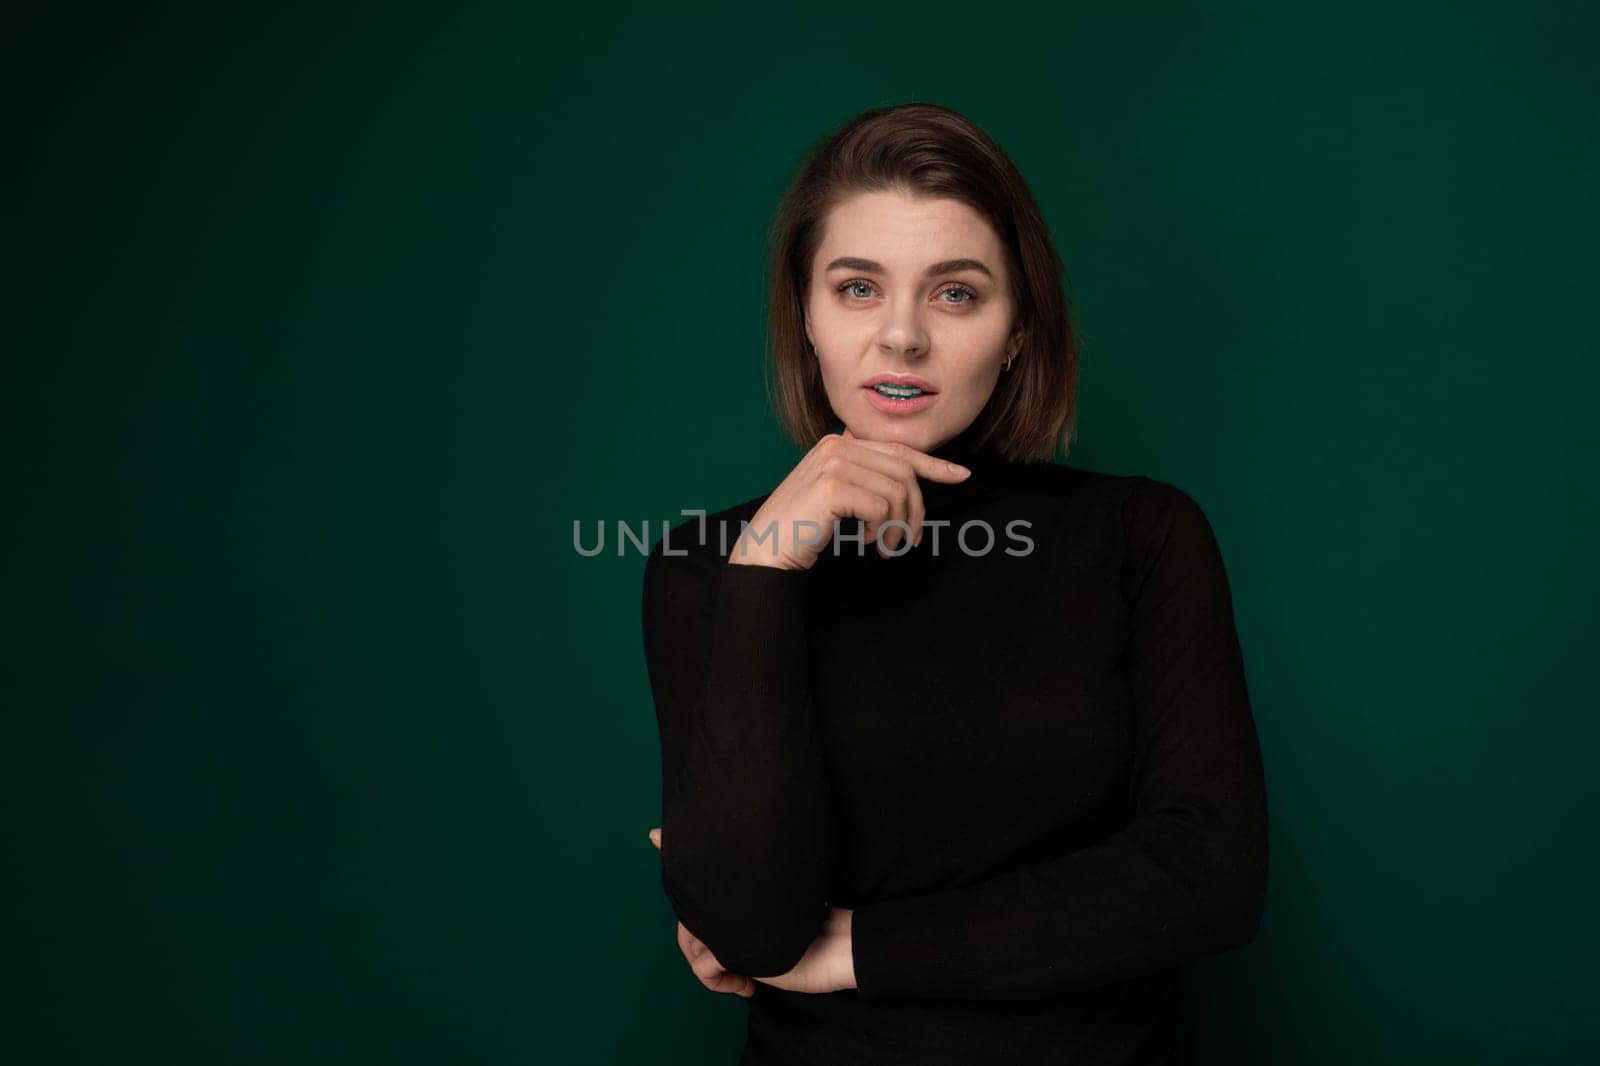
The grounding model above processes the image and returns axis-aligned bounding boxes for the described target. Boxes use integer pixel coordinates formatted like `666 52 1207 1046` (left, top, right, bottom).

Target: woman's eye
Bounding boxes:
837 280 980 305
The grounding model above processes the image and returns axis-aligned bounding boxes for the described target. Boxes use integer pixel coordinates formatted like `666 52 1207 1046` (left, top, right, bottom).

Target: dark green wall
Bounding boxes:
13 1 1596 1061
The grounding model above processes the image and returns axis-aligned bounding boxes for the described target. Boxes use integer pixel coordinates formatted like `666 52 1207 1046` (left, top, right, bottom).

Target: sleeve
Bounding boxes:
849 477 1269 1001
640 527 833 978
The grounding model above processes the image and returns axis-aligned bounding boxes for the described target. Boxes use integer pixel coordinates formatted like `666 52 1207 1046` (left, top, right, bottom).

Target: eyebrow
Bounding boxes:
823 256 995 281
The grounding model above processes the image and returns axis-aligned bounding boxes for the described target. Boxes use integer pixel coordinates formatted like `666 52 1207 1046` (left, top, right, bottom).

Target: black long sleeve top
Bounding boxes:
640 418 1269 1066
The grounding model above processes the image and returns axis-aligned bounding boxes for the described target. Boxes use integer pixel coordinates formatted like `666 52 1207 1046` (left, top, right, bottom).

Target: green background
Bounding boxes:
13 1 1597 1061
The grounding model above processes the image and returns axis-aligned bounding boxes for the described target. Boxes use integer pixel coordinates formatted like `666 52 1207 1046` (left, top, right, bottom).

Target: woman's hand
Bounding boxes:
648 826 857 997
746 904 855 996
730 427 971 571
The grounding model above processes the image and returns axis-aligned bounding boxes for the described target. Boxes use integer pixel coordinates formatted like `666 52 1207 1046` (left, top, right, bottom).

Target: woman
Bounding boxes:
640 102 1268 1065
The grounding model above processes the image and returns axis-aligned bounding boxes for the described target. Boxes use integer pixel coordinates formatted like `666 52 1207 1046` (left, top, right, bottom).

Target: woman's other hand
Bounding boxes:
648 826 857 996
677 916 758 998
729 428 971 570
745 905 855 996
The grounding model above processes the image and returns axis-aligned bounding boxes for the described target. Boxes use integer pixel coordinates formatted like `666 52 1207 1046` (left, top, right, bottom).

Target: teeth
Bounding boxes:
874 383 925 397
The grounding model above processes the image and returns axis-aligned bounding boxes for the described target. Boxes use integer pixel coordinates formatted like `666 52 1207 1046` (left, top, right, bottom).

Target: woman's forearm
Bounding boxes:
644 536 834 979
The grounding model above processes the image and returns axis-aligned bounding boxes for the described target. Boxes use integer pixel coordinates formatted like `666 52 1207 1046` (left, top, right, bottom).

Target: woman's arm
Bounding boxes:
641 520 832 979
849 477 1270 1001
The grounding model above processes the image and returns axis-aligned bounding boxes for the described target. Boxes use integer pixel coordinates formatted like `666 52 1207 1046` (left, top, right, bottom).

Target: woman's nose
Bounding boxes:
876 308 929 358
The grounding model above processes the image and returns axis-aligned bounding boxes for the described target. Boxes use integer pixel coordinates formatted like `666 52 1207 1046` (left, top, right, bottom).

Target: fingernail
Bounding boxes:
949 462 971 477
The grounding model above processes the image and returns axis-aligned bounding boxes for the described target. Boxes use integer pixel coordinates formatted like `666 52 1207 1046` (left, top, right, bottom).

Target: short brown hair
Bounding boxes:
764 102 1081 463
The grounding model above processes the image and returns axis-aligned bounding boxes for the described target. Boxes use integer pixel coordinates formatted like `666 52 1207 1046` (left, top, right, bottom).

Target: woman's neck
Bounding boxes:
926 416 1005 473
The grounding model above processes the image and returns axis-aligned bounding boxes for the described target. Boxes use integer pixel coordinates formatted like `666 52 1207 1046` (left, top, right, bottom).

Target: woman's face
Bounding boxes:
804 189 1023 453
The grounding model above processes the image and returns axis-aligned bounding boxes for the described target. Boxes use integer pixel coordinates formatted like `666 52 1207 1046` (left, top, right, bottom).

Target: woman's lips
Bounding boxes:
863 374 937 391
864 385 938 414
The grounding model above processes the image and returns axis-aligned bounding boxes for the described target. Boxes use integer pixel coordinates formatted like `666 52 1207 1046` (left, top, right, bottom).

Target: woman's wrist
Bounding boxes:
834 909 857 990
726 556 799 570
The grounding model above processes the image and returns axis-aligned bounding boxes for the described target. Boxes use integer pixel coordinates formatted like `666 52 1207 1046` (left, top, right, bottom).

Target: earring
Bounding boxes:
1003 354 1014 371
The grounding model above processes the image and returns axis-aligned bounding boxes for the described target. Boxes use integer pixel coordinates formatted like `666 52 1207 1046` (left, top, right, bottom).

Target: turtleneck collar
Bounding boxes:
926 415 1007 474
917 414 1020 520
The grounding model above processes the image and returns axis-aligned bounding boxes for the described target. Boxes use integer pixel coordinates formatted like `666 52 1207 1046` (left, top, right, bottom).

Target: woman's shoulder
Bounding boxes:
1068 467 1228 580
1039 461 1205 513
1011 459 1153 513
1022 463 1221 556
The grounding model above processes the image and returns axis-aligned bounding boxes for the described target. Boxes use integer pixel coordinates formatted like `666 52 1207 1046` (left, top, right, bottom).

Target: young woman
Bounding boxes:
641 102 1269 1065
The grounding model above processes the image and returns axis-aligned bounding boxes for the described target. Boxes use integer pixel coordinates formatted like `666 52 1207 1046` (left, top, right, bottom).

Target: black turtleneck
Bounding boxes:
640 423 1268 1065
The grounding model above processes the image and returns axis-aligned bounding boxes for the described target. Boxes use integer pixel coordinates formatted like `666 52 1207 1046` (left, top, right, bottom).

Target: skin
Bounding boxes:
731 189 1025 569
805 189 1024 456
652 190 1028 994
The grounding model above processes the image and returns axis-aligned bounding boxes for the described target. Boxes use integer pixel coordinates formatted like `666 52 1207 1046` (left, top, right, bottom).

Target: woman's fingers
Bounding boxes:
702 970 754 997
831 448 929 552
648 827 661 849
828 462 912 555
842 427 973 483
711 973 756 998
689 949 725 983
683 926 704 961
687 939 738 987
735 428 968 571
836 430 970 553
676 920 752 996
